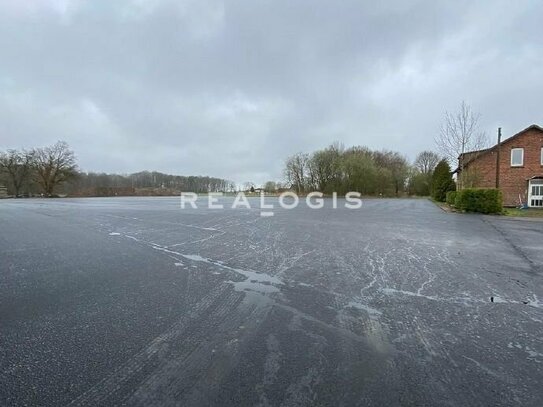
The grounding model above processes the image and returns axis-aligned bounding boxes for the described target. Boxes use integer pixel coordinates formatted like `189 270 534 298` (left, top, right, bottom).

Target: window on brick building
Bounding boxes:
511 148 524 166
541 147 543 165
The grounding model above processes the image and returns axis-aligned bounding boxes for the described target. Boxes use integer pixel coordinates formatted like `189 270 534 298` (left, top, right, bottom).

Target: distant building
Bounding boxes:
457 124 543 207
0 185 7 198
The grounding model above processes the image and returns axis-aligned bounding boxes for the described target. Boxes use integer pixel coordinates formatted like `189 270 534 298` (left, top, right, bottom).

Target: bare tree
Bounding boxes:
409 151 440 196
0 149 34 197
435 101 488 188
263 181 277 193
33 141 78 196
372 150 409 196
306 143 343 193
414 151 440 175
284 153 309 193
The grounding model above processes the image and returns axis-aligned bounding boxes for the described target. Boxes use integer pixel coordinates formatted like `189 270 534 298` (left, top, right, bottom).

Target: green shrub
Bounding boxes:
454 188 502 214
446 191 457 205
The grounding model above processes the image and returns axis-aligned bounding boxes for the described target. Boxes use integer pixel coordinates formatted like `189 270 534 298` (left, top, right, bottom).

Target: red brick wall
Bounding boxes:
462 128 543 206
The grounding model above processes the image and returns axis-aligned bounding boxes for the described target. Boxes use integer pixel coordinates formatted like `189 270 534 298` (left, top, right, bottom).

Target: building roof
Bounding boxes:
456 124 543 172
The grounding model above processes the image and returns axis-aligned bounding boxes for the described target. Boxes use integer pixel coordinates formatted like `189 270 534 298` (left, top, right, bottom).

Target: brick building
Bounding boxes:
457 124 543 207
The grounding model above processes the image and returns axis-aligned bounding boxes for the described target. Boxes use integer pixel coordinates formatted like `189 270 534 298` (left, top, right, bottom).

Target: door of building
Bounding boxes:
528 178 543 207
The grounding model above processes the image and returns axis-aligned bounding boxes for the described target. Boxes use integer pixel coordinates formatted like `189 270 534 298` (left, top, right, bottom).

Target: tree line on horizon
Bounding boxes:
280 143 446 197
67 171 236 196
1 140 453 198
0 141 235 197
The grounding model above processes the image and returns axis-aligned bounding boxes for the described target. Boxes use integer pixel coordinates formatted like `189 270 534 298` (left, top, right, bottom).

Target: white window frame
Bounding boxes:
511 148 524 167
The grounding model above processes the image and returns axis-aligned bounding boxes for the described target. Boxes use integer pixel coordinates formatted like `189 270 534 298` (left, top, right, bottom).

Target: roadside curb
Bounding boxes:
485 215 543 222
430 200 458 213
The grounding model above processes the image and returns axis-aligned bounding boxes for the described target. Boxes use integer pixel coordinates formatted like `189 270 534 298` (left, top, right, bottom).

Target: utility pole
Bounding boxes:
495 127 501 188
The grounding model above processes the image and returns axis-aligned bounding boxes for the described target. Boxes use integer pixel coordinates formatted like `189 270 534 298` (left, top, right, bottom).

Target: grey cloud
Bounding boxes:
1 0 542 184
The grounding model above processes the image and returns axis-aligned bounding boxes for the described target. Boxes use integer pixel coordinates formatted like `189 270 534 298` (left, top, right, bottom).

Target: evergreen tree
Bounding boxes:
431 159 456 202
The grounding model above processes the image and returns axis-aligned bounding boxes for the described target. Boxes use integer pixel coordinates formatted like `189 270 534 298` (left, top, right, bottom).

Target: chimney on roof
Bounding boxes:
495 128 501 188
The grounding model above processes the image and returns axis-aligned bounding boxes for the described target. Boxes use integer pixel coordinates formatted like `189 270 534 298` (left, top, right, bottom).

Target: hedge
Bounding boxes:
446 191 457 206
453 188 502 214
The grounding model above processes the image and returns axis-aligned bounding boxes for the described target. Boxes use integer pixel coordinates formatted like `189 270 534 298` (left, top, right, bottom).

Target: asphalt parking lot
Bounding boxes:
1 197 542 406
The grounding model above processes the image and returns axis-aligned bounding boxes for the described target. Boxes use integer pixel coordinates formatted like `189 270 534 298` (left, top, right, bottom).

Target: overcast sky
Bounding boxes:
1 0 541 184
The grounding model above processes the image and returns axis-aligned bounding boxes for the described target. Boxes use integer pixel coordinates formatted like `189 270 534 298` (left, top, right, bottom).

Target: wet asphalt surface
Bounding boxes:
1 197 542 406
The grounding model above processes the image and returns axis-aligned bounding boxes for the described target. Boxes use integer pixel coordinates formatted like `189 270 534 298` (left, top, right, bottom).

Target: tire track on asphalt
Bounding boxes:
134 302 270 406
481 218 540 275
126 289 247 405
68 283 237 406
